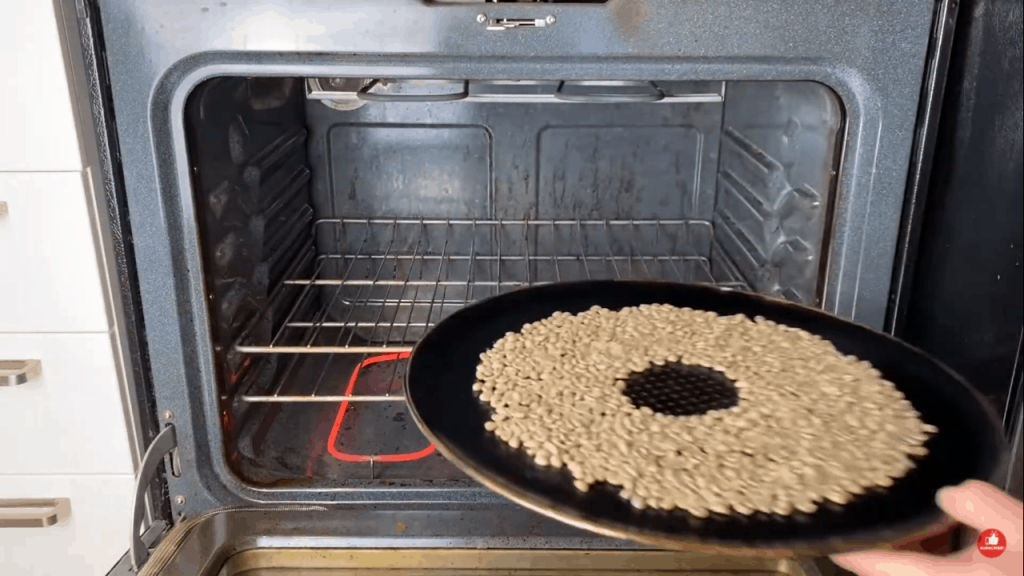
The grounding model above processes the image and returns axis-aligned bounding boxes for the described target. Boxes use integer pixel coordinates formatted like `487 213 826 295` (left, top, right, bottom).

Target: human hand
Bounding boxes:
831 481 1022 575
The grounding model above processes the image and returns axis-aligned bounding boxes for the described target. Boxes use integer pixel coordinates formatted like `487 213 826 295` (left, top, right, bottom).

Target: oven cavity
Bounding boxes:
184 77 842 487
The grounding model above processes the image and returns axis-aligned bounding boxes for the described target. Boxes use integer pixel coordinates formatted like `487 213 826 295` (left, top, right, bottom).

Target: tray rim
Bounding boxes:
405 280 1009 557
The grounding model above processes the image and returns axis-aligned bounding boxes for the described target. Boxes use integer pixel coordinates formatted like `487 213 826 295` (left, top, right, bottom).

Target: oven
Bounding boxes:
51 0 1012 573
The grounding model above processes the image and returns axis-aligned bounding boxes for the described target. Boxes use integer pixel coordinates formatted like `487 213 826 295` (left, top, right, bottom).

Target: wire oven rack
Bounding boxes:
238 218 747 404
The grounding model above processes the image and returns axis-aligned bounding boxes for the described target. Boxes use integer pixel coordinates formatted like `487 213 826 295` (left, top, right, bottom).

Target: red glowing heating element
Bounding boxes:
326 352 436 463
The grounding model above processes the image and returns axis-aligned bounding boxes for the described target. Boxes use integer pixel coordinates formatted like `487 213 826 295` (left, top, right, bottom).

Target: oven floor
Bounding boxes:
234 351 470 486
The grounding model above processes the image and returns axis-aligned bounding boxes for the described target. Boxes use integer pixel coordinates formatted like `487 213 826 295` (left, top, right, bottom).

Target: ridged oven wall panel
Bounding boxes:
711 82 843 306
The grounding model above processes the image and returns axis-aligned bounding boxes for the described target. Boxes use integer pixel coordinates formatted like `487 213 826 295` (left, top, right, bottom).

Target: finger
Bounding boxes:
831 551 951 576
936 481 1024 538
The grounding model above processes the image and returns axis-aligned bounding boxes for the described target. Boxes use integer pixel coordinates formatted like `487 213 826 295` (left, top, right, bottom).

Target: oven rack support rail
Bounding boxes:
236 217 748 404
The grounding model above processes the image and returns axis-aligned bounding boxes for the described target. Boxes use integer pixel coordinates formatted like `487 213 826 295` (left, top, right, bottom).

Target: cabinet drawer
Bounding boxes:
0 173 109 332
0 333 133 475
0 474 133 576
0 0 82 171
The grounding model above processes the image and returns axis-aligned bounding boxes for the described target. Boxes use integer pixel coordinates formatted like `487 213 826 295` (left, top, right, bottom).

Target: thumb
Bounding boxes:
831 551 947 575
936 480 1023 539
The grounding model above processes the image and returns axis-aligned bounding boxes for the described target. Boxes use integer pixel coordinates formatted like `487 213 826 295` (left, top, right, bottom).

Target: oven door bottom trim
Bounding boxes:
120 508 822 576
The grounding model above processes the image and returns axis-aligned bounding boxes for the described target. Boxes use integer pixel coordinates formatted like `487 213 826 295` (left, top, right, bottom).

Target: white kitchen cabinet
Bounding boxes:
0 172 109 333
0 474 134 576
0 0 82 171
1 4 136 574
0 333 133 475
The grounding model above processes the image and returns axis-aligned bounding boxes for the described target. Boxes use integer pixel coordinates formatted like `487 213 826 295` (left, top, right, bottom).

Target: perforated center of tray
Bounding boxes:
624 362 739 417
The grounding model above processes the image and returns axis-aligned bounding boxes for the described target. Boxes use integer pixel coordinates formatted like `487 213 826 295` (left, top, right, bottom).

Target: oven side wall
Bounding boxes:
91 0 936 514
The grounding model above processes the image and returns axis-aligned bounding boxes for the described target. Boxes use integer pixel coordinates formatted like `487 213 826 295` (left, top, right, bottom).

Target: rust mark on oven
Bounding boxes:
610 0 650 36
395 522 408 534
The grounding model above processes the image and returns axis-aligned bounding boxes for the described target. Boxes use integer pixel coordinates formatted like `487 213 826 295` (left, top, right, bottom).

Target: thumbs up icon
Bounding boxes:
985 532 1000 546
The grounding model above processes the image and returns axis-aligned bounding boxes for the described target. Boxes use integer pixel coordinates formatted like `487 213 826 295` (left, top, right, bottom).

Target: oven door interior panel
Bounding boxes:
93 0 936 519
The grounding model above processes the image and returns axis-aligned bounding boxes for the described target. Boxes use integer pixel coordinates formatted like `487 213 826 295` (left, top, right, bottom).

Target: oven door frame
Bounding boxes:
56 0 953 560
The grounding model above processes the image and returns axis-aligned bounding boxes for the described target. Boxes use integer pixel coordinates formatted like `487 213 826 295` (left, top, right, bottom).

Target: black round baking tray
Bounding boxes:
405 280 1007 557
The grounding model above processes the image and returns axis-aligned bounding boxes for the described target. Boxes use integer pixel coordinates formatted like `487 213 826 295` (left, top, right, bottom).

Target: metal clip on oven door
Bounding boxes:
555 81 666 103
357 79 470 103
479 14 556 31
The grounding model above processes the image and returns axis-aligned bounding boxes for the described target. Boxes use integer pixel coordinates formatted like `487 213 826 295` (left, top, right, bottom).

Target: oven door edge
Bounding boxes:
52 0 173 562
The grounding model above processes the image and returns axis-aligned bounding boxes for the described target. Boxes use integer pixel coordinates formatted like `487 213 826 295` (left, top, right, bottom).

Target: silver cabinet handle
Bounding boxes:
0 499 71 528
0 359 42 387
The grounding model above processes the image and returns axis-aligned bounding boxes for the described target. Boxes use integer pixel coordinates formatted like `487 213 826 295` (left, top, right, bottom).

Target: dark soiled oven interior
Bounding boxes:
184 77 844 487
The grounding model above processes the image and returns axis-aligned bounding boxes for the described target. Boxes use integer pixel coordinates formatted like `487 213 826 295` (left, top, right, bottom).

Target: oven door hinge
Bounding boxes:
130 424 179 572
